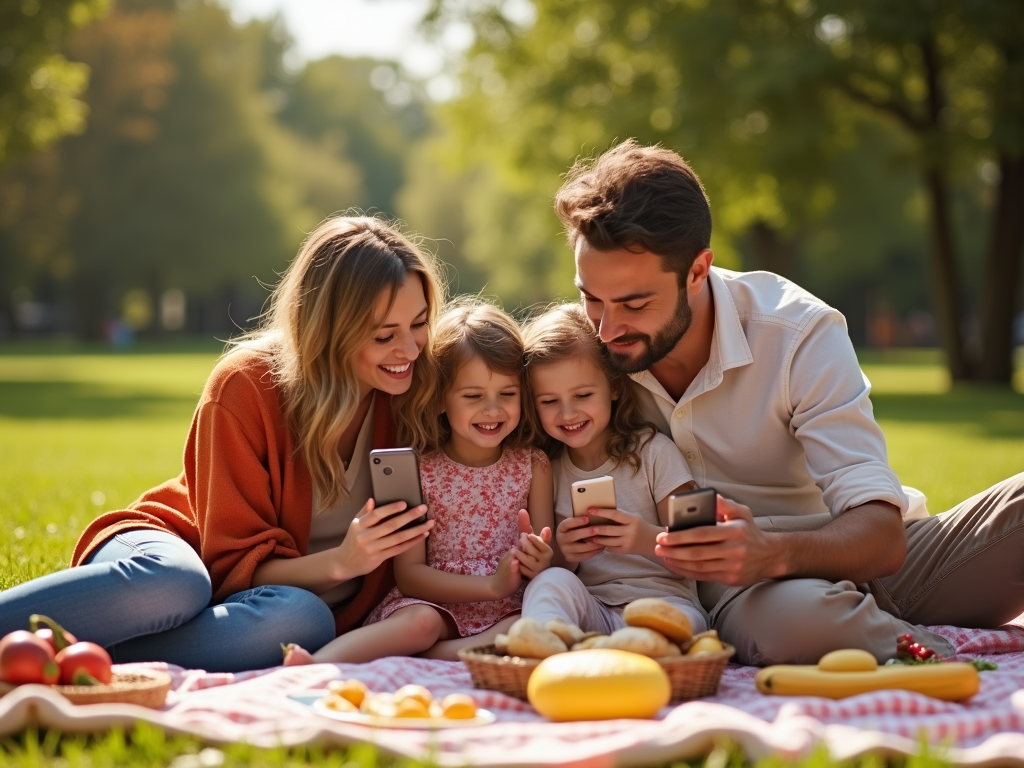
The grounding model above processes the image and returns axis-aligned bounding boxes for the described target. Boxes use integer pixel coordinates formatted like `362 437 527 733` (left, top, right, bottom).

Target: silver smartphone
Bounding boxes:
369 448 426 530
570 475 619 528
667 487 718 532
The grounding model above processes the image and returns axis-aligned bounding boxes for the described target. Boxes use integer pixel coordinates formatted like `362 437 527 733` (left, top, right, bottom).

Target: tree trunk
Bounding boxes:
923 167 972 380
977 154 1024 384
73 269 105 341
747 220 797 280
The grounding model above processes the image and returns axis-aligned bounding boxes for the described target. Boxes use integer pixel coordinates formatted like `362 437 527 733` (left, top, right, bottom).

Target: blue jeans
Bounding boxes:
0 529 335 672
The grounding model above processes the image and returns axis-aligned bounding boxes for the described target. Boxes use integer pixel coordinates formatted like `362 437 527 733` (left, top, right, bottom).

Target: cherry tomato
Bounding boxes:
55 642 112 686
0 630 60 685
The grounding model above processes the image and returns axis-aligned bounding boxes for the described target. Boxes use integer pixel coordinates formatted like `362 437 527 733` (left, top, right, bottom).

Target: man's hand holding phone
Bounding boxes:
655 493 782 586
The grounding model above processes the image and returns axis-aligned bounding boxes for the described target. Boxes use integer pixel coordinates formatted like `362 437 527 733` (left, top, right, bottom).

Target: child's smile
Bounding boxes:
443 355 521 465
530 356 616 468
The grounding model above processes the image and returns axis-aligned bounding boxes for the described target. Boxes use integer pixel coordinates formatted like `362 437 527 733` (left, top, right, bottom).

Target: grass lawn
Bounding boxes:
1 342 1021 767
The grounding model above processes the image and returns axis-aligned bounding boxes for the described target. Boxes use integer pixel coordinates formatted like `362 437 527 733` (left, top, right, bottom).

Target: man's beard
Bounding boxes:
605 290 693 374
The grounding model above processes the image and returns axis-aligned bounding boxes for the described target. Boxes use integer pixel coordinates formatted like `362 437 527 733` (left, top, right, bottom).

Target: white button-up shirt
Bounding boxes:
630 267 921 521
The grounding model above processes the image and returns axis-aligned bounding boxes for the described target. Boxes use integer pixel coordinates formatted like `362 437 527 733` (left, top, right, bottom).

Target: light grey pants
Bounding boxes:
523 568 709 637
699 473 1024 666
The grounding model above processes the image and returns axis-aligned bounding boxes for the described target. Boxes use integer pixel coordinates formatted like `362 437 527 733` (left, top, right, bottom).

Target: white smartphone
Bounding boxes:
667 487 718 532
570 475 619 528
369 448 426 530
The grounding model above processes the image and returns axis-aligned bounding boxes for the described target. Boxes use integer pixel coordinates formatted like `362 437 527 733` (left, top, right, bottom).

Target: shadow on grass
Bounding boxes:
871 387 1024 438
0 381 200 420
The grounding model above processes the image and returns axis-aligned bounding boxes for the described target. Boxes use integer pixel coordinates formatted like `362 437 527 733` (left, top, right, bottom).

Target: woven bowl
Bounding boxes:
459 642 734 703
0 670 172 709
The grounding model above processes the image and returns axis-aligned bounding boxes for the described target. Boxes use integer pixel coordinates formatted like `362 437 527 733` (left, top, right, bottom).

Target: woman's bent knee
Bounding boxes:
223 585 335 652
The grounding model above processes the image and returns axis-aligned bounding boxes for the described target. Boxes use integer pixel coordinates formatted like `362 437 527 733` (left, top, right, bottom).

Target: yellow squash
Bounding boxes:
527 649 671 721
756 653 980 701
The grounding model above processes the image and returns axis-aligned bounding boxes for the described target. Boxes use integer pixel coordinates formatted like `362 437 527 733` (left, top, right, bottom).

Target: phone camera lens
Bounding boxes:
576 487 585 493
373 457 381 465
383 466 393 476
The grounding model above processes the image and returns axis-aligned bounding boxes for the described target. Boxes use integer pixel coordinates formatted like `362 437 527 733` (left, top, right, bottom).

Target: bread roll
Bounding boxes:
593 627 675 658
546 619 585 646
623 598 694 643
506 617 568 658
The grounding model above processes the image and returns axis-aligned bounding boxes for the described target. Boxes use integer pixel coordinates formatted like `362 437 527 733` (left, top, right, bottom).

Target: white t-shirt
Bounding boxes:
553 432 702 612
629 267 923 521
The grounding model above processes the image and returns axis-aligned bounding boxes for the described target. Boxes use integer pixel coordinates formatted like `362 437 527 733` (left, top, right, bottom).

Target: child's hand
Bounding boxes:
514 509 553 578
587 507 660 557
489 548 522 599
556 515 606 563
515 528 553 578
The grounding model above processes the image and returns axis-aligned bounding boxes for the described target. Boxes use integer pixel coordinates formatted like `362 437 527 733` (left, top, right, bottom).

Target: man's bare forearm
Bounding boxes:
773 501 906 583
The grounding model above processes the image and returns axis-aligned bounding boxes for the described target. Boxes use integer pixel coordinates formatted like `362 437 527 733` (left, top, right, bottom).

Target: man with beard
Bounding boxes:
553 139 1024 666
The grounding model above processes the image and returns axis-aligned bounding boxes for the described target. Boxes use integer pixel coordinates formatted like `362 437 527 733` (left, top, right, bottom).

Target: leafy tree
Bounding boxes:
0 0 109 167
0 0 365 338
427 0 1024 383
278 56 430 217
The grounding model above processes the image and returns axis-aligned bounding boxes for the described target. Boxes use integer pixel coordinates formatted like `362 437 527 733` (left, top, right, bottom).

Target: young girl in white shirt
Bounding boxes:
521 303 707 636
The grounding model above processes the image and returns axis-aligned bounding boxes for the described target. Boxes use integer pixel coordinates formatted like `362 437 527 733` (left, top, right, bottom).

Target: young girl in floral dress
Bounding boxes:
289 300 555 663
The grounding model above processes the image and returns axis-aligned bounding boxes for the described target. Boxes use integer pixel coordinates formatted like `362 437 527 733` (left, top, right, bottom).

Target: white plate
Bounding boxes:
309 697 496 729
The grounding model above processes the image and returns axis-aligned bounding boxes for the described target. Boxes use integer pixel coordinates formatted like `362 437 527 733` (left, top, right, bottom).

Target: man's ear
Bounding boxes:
687 249 714 295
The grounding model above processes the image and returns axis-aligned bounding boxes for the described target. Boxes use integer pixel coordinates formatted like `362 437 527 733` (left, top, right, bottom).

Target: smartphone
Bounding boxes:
667 487 718 532
369 448 427 530
570 475 619 528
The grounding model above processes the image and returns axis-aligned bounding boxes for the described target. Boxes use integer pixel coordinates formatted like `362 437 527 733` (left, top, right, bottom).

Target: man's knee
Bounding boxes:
716 579 890 666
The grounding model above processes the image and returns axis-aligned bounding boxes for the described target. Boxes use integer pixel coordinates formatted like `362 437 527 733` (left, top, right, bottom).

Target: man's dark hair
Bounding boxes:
555 139 712 280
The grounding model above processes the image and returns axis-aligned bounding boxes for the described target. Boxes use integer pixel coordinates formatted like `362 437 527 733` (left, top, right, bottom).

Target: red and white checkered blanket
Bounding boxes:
2 624 1024 766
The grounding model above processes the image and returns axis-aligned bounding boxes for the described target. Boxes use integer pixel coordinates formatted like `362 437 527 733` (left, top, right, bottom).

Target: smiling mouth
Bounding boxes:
560 420 589 433
379 363 412 378
473 422 503 433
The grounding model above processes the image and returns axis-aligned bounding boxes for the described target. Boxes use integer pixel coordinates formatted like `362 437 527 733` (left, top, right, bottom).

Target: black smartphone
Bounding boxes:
368 448 427 530
667 487 718 532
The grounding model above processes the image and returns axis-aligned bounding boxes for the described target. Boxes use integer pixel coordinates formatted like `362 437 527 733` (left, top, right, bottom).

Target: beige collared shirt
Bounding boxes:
629 267 923 521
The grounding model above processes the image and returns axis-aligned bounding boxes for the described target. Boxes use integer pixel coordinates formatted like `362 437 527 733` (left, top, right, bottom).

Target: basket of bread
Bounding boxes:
459 598 734 703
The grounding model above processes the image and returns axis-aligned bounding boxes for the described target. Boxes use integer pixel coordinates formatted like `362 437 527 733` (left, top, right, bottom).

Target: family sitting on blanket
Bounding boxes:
2 141 1022 673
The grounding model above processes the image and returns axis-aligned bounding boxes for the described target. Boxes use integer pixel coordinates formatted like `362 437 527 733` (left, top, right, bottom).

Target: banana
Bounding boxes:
755 660 980 701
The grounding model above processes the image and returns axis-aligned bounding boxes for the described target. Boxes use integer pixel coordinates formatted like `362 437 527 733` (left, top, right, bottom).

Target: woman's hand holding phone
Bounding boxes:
336 497 433 579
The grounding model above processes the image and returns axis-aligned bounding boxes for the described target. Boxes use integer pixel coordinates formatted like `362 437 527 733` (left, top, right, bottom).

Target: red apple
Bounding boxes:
55 642 112 686
0 630 60 685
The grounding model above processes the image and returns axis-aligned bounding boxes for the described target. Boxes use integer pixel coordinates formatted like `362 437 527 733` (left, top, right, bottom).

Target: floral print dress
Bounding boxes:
364 446 548 637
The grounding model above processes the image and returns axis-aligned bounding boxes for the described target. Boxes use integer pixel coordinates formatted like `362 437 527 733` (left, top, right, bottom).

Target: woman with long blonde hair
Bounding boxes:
0 216 444 671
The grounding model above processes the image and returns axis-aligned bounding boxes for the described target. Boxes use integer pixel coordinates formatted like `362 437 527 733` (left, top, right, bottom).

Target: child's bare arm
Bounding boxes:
515 458 556 575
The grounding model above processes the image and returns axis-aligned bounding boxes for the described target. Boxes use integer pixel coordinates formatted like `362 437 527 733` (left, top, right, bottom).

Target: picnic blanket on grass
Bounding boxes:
2 624 1024 766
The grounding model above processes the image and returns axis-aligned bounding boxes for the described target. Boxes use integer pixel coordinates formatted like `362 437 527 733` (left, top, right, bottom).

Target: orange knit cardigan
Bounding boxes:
70 349 397 635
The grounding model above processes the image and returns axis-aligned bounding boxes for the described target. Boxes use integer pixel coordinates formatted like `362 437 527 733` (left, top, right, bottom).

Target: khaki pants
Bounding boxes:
699 473 1024 665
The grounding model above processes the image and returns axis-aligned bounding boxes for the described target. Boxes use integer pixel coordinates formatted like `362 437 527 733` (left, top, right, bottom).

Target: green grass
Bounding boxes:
2 342 1021 767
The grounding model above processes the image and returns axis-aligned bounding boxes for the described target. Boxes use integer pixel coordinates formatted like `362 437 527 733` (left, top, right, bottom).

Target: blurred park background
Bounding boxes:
1 0 1022 387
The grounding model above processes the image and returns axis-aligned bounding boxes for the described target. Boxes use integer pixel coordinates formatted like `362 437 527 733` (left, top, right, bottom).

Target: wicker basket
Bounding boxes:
459 642 734 703
0 671 172 709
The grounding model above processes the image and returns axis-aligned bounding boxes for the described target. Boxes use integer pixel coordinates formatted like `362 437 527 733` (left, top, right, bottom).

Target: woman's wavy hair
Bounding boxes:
229 215 445 511
522 303 655 473
418 298 534 454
